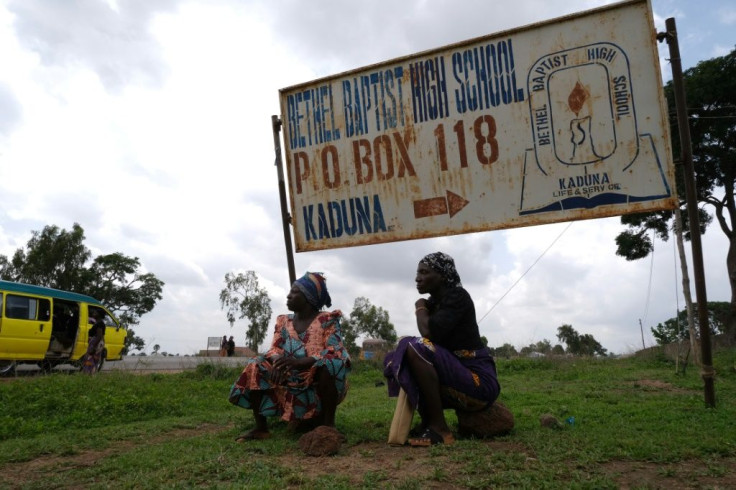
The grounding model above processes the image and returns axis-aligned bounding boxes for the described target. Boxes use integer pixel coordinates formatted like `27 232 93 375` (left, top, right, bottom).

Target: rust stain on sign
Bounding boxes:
413 190 469 219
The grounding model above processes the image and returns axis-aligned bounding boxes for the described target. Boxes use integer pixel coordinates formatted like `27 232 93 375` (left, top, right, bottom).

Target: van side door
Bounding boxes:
86 306 126 361
0 292 53 360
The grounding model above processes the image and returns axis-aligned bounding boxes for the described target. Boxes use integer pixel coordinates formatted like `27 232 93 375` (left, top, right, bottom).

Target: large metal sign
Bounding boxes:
278 0 676 252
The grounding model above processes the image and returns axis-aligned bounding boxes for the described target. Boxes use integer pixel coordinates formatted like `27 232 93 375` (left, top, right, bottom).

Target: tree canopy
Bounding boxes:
219 271 272 352
615 47 736 337
340 297 397 355
0 223 164 353
556 324 607 356
651 301 731 345
490 343 518 359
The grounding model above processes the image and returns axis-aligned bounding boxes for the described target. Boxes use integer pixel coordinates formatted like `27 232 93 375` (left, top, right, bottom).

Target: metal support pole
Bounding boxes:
660 18 715 407
272 115 297 285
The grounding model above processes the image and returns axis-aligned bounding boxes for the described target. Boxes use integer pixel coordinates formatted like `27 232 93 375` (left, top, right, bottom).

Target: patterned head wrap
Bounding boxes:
419 252 462 288
293 272 332 310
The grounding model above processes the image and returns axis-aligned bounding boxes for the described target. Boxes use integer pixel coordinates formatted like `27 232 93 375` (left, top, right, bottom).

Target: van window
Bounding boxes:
88 306 116 327
5 294 51 321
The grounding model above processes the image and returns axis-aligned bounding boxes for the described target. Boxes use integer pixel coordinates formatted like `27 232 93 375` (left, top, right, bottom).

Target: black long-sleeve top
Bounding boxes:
426 286 484 352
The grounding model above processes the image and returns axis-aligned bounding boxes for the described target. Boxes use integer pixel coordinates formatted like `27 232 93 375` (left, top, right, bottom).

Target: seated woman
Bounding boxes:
228 272 350 441
384 252 500 446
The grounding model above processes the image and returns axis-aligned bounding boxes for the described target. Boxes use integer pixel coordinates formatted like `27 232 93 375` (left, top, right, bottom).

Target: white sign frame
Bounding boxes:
278 0 676 252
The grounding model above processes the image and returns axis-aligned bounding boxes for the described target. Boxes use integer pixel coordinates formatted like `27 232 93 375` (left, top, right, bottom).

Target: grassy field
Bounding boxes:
0 348 734 489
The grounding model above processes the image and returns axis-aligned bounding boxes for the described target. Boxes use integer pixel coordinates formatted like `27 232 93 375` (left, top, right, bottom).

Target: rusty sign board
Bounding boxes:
278 0 676 252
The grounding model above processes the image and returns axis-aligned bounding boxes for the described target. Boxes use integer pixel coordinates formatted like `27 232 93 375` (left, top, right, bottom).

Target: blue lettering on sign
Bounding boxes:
409 56 449 123
453 38 525 114
343 67 405 138
302 195 387 241
286 84 341 149
558 172 611 189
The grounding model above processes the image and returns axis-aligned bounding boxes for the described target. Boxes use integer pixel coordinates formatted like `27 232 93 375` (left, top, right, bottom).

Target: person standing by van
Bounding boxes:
83 309 106 374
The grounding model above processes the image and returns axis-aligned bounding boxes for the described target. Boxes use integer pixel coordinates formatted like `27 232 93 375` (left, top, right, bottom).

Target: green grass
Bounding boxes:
0 350 734 488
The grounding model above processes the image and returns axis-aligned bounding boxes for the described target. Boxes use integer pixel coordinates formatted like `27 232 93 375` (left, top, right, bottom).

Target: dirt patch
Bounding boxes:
602 458 736 489
276 439 531 487
634 379 697 394
3 425 734 489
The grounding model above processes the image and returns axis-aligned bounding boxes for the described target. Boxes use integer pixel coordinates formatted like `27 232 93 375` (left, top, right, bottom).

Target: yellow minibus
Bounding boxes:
0 280 127 375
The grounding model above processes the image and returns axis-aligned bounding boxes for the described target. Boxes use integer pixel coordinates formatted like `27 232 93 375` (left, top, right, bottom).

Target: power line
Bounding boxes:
640 229 656 327
477 222 573 325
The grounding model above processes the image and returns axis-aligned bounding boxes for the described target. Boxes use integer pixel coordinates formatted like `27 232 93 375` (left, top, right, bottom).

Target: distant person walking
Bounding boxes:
227 336 236 357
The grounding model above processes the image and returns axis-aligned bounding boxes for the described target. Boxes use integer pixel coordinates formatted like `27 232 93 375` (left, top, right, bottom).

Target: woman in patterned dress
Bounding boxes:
82 309 106 374
228 272 350 441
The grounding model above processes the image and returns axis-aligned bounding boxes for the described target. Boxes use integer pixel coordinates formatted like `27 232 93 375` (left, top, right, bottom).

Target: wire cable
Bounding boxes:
477 222 572 325
673 231 681 338
641 229 656 327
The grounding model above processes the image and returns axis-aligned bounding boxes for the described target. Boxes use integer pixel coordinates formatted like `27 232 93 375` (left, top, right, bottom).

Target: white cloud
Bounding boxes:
0 0 732 358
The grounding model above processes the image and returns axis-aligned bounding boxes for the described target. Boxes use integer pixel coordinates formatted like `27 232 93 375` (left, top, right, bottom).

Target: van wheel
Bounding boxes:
0 360 16 376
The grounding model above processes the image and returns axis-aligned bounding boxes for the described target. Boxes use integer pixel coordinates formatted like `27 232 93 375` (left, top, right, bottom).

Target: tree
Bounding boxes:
491 343 518 359
338 318 360 357
556 324 580 353
86 252 164 330
615 47 736 338
534 339 552 354
152 344 161 355
219 271 272 352
0 223 164 354
556 324 607 356
0 224 90 290
652 302 730 345
347 297 397 345
578 334 607 357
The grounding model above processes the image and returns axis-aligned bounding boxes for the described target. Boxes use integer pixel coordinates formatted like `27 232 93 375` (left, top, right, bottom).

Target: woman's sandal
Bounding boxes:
408 424 428 437
408 428 455 447
234 429 271 442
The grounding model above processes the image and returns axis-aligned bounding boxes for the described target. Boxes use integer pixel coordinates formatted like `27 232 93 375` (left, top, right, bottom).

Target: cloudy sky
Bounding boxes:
1 0 734 356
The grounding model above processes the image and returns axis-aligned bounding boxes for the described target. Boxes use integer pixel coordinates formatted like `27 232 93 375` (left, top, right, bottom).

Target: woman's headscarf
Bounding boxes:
293 272 332 310
419 252 462 288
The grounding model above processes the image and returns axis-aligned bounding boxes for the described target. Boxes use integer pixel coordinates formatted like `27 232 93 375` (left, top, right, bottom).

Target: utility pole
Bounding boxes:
658 18 715 407
272 115 297 286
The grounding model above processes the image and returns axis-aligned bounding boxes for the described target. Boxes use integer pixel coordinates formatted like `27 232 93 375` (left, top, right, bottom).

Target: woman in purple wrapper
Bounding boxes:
383 252 500 446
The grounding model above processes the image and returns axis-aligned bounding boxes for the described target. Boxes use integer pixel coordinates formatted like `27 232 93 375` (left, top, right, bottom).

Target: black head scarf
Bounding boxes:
419 252 462 288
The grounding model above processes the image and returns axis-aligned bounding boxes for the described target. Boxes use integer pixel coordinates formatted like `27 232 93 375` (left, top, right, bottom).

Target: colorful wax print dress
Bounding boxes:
228 310 350 422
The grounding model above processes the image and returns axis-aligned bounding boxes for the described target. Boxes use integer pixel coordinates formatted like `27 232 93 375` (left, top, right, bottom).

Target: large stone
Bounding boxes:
298 426 344 456
456 401 515 438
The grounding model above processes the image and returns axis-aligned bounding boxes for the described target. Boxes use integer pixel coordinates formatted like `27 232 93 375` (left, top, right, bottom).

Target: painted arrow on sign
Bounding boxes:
413 190 469 219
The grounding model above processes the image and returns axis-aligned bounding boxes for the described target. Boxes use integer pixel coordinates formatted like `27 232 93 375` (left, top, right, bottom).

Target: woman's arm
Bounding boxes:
311 312 350 367
415 298 431 338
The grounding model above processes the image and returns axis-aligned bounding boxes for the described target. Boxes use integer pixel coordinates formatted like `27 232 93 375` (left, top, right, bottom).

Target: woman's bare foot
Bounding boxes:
235 428 271 442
